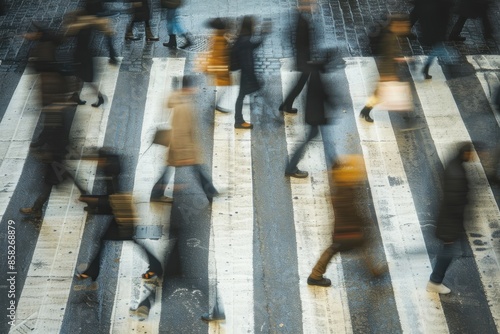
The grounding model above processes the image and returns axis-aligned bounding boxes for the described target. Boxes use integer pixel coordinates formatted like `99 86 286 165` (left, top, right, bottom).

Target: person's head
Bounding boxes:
239 15 255 36
387 14 410 36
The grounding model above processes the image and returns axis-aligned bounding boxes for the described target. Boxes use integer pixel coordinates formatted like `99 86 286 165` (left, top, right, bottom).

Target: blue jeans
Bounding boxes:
166 9 185 35
430 238 463 284
425 43 447 68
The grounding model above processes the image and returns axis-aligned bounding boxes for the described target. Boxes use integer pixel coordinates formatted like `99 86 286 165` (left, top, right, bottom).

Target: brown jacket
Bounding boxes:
206 32 231 86
167 90 201 166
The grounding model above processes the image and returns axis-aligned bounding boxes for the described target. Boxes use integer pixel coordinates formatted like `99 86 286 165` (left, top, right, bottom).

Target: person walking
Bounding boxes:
420 0 453 80
151 75 218 203
203 17 232 113
162 0 193 49
359 14 410 123
279 0 314 114
427 142 473 294
125 0 159 41
285 61 328 178
307 155 386 287
231 16 267 129
448 0 493 41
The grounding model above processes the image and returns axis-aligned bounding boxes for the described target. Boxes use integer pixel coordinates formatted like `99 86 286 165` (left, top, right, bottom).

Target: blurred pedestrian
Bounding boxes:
359 14 410 123
307 155 386 287
420 0 453 80
279 0 315 114
162 0 193 49
151 75 218 203
126 0 159 41
231 16 267 129
427 142 473 294
20 107 87 218
203 17 232 113
65 14 109 107
0 0 5 16
82 0 119 64
285 61 328 178
449 0 493 41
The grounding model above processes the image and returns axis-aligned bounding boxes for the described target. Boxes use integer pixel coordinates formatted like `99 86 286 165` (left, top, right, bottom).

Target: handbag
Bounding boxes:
376 81 414 111
153 129 171 147
161 0 182 9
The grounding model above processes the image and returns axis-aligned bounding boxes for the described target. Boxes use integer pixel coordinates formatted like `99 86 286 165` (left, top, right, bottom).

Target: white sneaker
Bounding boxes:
426 281 451 294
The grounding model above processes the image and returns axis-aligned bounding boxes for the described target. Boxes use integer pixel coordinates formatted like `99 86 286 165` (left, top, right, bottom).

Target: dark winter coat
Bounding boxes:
74 26 95 83
295 12 312 72
233 35 262 95
305 66 327 126
435 154 469 242
132 0 151 22
456 0 490 18
420 0 453 46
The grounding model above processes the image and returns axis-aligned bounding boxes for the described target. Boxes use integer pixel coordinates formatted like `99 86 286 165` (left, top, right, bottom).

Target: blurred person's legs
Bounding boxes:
151 165 174 202
427 240 461 294
125 21 140 40
359 90 379 123
423 43 446 80
140 243 163 279
279 71 309 114
215 86 231 113
164 8 192 49
145 20 159 41
285 125 319 178
307 243 341 287
480 11 493 39
193 164 218 200
234 90 252 129
20 183 52 218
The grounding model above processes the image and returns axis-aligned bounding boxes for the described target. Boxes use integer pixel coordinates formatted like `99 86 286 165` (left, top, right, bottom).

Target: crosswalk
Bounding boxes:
1 56 500 333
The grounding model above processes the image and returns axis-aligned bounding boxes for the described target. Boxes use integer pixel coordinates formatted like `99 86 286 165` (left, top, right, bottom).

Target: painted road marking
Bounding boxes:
410 56 500 331
346 57 449 334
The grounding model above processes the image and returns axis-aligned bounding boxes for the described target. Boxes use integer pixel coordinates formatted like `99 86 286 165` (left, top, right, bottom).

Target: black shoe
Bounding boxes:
71 92 86 105
179 33 193 49
109 57 118 65
307 276 332 287
125 33 140 41
285 169 308 178
91 95 105 108
279 104 298 114
163 34 177 49
449 35 466 42
359 106 373 123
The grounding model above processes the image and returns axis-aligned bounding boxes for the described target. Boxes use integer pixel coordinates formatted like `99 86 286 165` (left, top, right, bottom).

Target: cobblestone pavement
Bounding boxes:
0 0 499 72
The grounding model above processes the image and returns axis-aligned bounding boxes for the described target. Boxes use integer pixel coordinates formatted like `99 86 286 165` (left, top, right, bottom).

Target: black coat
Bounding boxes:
420 0 452 46
435 154 469 242
305 67 327 126
233 35 262 95
74 27 95 83
132 0 151 22
456 0 490 18
295 12 312 72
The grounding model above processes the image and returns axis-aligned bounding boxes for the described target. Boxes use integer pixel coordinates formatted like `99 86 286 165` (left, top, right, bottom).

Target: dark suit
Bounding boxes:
449 0 492 39
280 11 312 112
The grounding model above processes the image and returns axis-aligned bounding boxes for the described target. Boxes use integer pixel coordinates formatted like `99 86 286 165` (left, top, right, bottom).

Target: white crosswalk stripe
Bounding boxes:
1 56 500 333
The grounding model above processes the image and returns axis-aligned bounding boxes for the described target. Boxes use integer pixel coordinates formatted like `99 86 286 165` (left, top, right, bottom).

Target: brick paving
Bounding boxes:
0 0 499 73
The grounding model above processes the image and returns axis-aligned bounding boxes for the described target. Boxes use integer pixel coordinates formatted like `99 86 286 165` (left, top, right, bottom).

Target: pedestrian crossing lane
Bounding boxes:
208 81 255 333
410 56 500 331
345 57 449 333
10 58 121 333
280 57 352 333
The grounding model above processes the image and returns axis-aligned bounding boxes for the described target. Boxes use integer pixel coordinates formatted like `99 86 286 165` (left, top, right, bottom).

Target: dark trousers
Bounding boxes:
430 239 462 283
83 220 163 280
281 71 310 110
235 90 250 125
286 125 320 173
151 165 217 199
450 15 492 38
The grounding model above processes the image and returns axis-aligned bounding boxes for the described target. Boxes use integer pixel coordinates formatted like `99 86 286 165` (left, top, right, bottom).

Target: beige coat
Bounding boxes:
167 90 201 166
